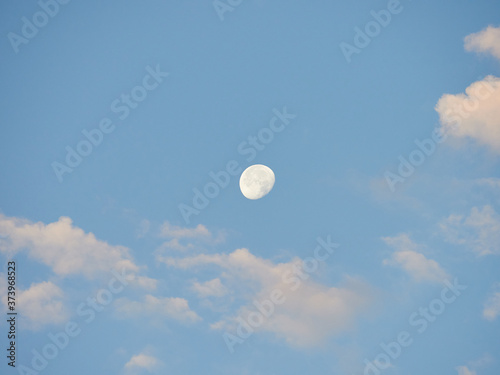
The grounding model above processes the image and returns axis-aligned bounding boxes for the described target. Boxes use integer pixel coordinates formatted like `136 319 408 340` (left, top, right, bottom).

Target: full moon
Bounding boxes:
239 164 275 200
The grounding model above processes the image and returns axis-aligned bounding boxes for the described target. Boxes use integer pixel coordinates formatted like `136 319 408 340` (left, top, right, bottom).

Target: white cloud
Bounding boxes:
435 26 500 152
382 234 449 283
382 233 419 252
1 280 69 330
465 25 500 61
0 215 135 277
124 351 161 374
439 205 500 256
115 294 201 324
474 177 500 189
162 248 373 347
456 365 477 375
156 238 195 252
136 219 151 238
227 276 371 348
156 221 225 253
435 76 500 153
456 355 494 375
160 222 210 239
469 354 494 369
191 278 228 298
0 214 154 287
133 276 158 290
483 283 500 321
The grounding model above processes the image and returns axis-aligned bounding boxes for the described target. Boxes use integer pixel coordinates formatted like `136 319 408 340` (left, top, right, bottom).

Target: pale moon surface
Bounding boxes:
239 164 275 200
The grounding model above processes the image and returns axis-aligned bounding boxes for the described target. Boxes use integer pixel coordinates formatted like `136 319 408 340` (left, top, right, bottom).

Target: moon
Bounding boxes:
239 164 275 200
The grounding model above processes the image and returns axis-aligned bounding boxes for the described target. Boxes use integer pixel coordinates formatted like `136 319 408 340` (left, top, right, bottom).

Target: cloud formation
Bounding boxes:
435 26 500 153
465 25 500 61
124 351 161 374
0 215 136 277
160 222 210 239
157 221 225 252
191 278 228 298
115 294 201 324
439 205 500 256
435 76 500 153
382 234 449 283
456 365 477 375
483 283 500 321
0 214 155 289
162 247 373 347
0 280 69 330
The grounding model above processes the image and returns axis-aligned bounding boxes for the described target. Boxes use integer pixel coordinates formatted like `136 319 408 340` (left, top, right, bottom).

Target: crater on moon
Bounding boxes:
239 164 275 200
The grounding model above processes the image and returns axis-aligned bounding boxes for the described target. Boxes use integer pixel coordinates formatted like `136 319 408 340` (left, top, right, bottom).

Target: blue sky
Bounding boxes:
1 1 500 374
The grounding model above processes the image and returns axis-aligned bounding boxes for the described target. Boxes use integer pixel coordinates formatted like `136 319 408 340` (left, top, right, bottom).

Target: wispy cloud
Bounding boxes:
439 205 500 256
456 354 494 375
382 234 449 283
474 177 500 189
115 294 201 324
160 222 211 239
162 247 373 347
456 365 477 375
483 283 500 321
156 221 225 253
124 350 161 374
191 278 228 298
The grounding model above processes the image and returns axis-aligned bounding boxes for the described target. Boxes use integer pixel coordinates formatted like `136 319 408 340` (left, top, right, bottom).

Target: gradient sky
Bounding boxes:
1 1 500 374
